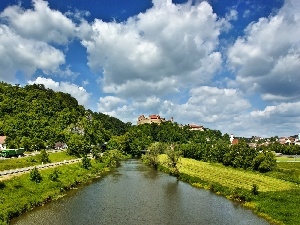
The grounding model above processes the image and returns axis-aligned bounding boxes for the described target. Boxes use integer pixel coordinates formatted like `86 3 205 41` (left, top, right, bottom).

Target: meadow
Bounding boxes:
158 155 300 225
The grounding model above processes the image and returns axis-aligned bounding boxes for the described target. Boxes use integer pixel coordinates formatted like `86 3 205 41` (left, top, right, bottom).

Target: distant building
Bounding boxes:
230 134 239 145
279 136 296 145
0 136 6 150
137 115 166 125
188 124 204 131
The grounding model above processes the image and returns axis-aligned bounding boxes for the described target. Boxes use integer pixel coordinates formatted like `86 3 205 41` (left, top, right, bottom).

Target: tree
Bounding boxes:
166 144 181 176
39 149 50 163
67 133 90 156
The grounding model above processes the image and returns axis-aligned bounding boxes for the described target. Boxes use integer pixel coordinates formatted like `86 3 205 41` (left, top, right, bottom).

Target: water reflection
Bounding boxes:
12 159 269 225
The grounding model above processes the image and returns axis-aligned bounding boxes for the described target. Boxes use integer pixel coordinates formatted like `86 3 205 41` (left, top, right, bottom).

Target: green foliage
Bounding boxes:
0 82 128 152
81 155 92 169
251 184 259 195
48 169 59 181
142 142 166 168
39 150 50 163
252 151 277 172
98 150 124 167
30 167 42 183
66 133 91 156
166 144 181 176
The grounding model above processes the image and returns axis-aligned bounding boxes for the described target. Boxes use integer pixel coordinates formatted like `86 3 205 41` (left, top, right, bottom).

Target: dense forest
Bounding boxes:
0 82 129 151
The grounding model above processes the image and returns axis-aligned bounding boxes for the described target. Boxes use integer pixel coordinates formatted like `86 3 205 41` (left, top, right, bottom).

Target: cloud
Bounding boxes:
231 101 300 137
81 0 227 98
97 96 127 113
0 0 76 44
0 25 65 82
28 77 91 106
97 86 251 132
227 0 300 102
168 86 251 130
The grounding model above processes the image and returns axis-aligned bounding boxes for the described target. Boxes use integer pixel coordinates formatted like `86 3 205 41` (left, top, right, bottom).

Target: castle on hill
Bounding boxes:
137 114 173 125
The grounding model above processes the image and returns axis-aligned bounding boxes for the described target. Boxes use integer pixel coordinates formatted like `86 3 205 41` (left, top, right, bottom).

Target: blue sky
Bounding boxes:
0 0 299 138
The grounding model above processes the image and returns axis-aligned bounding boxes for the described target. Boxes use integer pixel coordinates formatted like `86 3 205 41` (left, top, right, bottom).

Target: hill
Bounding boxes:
0 82 129 151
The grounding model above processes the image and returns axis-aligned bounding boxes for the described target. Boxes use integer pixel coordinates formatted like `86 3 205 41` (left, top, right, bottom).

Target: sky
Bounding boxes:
0 0 299 138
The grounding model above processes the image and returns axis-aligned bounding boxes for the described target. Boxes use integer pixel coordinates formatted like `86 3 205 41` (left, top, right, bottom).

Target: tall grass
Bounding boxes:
158 155 300 225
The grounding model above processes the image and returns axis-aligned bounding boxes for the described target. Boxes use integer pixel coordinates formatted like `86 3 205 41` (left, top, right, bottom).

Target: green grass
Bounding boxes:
0 151 78 171
158 155 300 225
276 156 300 162
267 162 300 184
0 160 108 225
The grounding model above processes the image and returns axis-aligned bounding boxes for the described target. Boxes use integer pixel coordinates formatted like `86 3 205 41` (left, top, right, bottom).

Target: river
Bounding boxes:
11 159 269 225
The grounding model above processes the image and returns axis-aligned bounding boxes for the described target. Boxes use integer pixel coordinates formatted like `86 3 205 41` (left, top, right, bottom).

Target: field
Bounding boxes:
158 155 300 225
276 156 300 162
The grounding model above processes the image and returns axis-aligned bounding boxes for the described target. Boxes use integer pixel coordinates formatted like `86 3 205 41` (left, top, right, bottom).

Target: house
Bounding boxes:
279 137 296 145
0 136 6 150
54 142 68 150
188 124 204 131
137 114 166 125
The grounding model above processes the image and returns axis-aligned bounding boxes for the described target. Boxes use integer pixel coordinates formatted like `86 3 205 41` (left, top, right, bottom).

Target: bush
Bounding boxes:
81 155 91 169
49 169 59 181
252 151 277 172
252 184 259 195
30 167 42 183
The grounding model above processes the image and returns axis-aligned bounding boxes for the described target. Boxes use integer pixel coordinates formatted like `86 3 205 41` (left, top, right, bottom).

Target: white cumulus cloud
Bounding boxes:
81 0 226 98
28 77 91 106
227 0 300 102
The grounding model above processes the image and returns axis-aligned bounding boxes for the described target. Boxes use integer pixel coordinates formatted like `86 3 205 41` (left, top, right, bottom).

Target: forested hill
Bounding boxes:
0 82 129 150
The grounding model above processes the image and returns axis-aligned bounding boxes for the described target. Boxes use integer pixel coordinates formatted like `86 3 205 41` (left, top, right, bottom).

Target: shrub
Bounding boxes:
252 184 259 195
30 167 42 183
81 155 91 169
49 169 59 181
252 151 277 172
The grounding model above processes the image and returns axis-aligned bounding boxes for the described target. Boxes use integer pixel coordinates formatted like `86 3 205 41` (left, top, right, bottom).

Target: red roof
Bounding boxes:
149 115 159 119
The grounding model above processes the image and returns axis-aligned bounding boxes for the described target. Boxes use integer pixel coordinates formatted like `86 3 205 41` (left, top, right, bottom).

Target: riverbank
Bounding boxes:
158 155 300 225
0 160 110 225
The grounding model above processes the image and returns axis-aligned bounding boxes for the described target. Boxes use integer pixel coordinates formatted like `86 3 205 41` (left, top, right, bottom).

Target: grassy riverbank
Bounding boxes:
158 155 300 225
0 151 78 171
0 160 109 225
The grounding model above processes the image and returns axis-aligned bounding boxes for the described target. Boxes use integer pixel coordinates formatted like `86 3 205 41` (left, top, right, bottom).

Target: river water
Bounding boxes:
11 159 269 225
